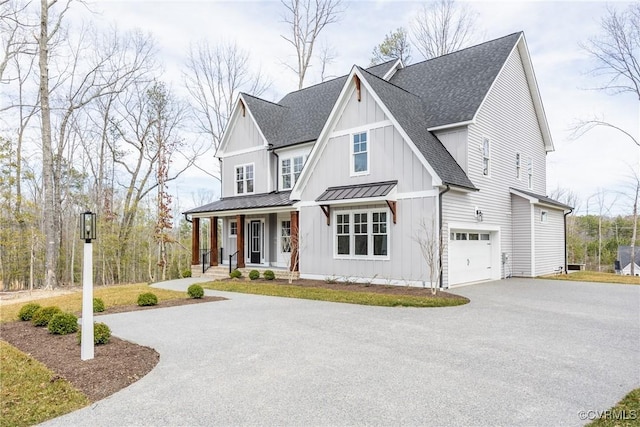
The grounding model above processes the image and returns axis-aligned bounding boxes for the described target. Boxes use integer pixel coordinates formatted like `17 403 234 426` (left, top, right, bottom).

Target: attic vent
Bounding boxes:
353 75 361 102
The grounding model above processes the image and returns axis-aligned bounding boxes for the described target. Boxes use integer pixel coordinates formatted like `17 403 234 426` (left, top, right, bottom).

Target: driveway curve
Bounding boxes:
42 278 639 426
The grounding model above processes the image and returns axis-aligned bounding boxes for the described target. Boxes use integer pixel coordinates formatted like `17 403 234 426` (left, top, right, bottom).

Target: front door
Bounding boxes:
250 220 261 264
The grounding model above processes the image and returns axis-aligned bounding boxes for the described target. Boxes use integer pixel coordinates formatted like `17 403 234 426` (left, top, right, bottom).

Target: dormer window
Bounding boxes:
235 164 254 195
351 132 368 175
281 156 305 190
482 137 490 176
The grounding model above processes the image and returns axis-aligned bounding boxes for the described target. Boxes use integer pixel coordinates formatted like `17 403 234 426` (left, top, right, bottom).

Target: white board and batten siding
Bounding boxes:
440 45 549 286
298 82 438 284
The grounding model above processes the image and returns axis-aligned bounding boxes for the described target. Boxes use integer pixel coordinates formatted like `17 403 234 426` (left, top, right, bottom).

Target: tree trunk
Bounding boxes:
631 184 638 276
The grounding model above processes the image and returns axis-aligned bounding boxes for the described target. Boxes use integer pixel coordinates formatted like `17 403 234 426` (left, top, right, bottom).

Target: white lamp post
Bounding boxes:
80 211 96 361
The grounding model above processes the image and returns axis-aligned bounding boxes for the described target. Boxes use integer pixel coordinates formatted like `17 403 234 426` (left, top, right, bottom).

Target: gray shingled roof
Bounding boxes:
390 33 521 128
510 188 573 210
316 180 397 202
358 67 475 189
365 59 399 79
241 94 286 143
617 246 640 269
184 191 294 214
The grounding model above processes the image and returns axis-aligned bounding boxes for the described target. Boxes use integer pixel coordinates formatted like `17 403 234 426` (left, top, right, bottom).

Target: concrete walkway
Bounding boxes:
43 278 639 426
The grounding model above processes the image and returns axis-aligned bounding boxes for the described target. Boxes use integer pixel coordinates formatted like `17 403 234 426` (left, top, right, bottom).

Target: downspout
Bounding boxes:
438 185 451 288
184 214 192 223
268 144 279 193
564 208 573 274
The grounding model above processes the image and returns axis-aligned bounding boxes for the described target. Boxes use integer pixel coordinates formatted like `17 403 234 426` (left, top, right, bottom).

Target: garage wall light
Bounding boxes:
475 207 483 222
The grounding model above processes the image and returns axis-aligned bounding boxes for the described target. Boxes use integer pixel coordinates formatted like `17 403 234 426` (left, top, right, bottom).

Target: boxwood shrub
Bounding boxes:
137 292 158 306
187 284 204 299
229 269 242 279
93 297 105 313
77 322 112 345
263 270 275 281
249 270 260 280
48 312 79 335
18 303 42 321
31 306 62 327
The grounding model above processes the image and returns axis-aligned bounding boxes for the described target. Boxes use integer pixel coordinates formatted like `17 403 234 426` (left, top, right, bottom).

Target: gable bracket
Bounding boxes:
386 200 397 224
240 99 246 117
320 205 330 225
353 75 361 102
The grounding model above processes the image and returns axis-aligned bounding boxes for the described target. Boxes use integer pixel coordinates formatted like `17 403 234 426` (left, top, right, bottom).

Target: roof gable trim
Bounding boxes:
216 94 270 157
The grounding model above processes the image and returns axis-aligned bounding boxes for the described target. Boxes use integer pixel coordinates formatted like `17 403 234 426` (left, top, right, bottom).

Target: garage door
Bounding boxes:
449 230 493 285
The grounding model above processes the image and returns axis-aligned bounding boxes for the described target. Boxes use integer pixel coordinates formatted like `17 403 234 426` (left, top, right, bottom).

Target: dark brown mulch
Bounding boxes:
0 296 226 402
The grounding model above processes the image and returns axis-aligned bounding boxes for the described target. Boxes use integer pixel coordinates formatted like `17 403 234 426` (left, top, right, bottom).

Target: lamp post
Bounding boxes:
80 211 96 361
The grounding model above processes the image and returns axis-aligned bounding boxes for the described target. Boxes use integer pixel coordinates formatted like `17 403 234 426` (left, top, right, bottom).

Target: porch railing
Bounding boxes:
201 250 211 274
229 250 240 275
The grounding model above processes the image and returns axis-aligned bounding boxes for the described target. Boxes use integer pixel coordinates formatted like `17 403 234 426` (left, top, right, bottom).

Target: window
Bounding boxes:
527 157 533 189
335 210 389 258
235 164 254 194
480 233 490 241
281 220 291 252
516 153 521 180
281 156 305 190
229 221 237 237
469 233 479 241
352 132 368 175
482 137 490 176
540 210 548 223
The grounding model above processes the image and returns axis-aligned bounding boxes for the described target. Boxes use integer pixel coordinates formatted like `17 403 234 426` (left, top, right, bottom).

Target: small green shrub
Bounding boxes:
137 292 158 306
18 303 41 321
229 269 242 279
249 270 260 280
263 270 275 281
77 322 112 345
48 313 79 335
187 284 204 299
93 297 105 313
31 306 62 327
182 268 192 278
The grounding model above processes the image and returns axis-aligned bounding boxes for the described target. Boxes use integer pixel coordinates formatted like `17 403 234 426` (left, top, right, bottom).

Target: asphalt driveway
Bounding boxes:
43 278 639 426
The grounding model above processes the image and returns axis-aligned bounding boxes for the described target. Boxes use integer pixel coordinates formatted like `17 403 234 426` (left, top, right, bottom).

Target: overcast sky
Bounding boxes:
78 0 638 215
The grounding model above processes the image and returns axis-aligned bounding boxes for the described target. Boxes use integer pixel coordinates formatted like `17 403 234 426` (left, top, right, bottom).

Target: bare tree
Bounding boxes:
318 42 336 82
370 27 411 65
411 0 479 60
280 0 343 89
184 40 270 180
413 217 444 295
0 0 32 83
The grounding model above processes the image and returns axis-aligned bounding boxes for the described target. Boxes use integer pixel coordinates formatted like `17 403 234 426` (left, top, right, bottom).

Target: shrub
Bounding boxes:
77 322 112 345
18 303 41 321
263 270 275 281
31 306 62 327
93 297 105 313
187 284 204 299
182 268 192 278
249 270 260 280
48 313 79 335
229 269 242 279
137 292 158 306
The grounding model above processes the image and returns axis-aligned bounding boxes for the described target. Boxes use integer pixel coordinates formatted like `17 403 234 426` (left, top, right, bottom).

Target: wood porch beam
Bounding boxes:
236 214 245 268
191 217 200 265
210 216 218 266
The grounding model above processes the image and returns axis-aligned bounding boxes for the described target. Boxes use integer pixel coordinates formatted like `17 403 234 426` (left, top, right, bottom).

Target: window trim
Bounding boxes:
281 220 291 253
482 137 491 177
540 210 548 223
280 155 305 190
333 208 390 260
516 152 521 180
350 131 369 177
527 157 533 189
234 163 255 195
229 220 237 237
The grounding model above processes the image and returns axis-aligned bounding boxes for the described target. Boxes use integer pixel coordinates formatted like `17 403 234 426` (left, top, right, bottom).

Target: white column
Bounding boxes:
81 241 94 361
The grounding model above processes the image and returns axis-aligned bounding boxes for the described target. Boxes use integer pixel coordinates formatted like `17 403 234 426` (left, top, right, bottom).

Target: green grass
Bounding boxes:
544 271 640 285
201 281 469 307
1 283 189 323
587 388 640 427
0 341 89 427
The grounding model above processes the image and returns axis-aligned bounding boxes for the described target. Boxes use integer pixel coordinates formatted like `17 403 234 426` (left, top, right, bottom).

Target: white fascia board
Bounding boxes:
216 94 270 158
382 59 404 80
510 188 566 212
190 205 295 218
427 120 475 132
447 221 501 232
241 94 270 148
218 145 265 159
274 141 315 155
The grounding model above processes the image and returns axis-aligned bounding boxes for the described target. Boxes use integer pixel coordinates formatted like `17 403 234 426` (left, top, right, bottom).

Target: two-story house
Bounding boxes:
185 32 572 288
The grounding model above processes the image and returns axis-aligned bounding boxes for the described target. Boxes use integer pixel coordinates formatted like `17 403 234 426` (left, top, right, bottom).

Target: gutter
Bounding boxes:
184 213 192 223
438 185 451 288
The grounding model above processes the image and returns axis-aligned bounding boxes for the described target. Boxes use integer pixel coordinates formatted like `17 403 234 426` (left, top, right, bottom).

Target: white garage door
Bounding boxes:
449 230 493 285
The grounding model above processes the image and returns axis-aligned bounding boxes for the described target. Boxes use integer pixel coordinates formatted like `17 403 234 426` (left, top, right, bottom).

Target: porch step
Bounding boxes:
195 264 299 281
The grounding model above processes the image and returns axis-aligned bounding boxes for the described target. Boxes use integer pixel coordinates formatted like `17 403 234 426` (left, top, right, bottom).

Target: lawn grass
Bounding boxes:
1 283 188 323
201 281 469 307
588 388 640 426
544 271 640 285
0 341 88 427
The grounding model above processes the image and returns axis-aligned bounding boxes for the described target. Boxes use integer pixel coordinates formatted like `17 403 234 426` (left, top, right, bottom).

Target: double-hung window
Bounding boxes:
335 209 389 258
482 137 490 176
281 156 305 190
527 157 533 189
352 132 368 175
235 164 254 195
281 220 291 253
229 221 237 237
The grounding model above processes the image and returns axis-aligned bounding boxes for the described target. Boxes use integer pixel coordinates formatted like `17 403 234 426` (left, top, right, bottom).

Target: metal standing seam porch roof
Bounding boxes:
316 181 398 202
184 191 295 215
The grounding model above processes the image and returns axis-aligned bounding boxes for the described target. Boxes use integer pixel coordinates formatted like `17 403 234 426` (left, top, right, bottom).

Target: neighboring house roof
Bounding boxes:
617 246 640 268
184 191 294 214
510 188 573 210
389 33 521 129
316 180 397 202
365 59 402 79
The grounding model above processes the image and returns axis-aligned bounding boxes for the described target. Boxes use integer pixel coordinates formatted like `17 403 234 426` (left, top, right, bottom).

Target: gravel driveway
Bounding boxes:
42 278 639 426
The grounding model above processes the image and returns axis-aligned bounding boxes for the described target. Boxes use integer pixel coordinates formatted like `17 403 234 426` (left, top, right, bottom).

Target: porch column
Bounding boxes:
210 216 218 266
191 217 200 265
290 210 299 272
236 214 245 268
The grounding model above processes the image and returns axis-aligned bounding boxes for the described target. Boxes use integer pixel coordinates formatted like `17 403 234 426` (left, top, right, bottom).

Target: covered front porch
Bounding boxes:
184 192 300 276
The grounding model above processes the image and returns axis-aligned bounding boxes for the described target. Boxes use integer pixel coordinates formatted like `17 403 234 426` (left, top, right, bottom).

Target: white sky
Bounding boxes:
74 0 638 215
